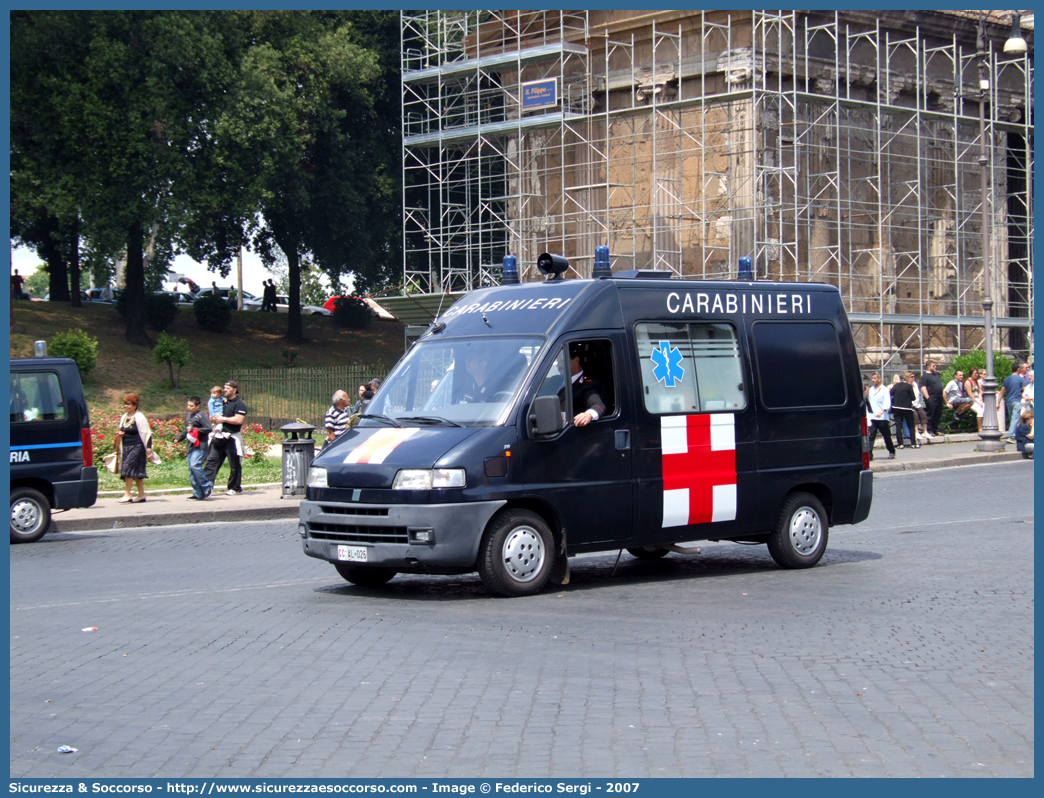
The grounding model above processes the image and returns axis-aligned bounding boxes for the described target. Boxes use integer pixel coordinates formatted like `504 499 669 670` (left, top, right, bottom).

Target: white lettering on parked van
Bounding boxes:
10 450 29 463
667 291 811 317
444 295 573 318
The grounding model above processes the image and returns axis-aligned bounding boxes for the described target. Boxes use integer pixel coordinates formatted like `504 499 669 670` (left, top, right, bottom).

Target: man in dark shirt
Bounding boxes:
461 352 494 403
569 343 606 427
204 380 248 495
920 360 944 437
1001 362 1029 440
10 269 25 299
890 373 919 448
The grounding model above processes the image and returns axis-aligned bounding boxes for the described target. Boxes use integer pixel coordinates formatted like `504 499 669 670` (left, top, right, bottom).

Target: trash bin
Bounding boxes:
279 422 317 498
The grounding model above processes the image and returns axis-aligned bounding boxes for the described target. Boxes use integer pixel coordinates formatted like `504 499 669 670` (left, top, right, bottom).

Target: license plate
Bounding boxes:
337 545 368 563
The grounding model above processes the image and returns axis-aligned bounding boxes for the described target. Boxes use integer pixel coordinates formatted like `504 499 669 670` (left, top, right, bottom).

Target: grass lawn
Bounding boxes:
99 455 285 493
10 300 406 416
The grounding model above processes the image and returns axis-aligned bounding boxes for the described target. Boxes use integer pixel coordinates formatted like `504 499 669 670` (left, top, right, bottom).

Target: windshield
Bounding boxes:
366 337 543 426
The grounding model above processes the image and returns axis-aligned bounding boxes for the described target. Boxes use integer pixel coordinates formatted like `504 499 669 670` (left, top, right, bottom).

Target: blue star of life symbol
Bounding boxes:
651 340 685 387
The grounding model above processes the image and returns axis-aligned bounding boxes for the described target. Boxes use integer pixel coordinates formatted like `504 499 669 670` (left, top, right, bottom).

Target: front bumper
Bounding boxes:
300 498 506 570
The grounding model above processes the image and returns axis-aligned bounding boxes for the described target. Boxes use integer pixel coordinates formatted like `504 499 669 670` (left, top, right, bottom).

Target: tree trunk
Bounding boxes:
68 218 81 308
124 222 152 346
41 223 69 301
284 246 304 345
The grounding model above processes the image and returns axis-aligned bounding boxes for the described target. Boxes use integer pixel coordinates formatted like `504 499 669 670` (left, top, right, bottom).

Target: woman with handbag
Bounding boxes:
114 393 153 503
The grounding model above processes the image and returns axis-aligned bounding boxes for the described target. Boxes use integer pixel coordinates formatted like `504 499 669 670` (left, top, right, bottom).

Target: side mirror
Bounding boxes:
529 395 564 436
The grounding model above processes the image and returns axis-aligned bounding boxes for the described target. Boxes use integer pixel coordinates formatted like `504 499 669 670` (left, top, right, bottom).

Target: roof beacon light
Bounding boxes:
592 245 612 279
738 256 754 281
537 252 569 281
502 254 520 285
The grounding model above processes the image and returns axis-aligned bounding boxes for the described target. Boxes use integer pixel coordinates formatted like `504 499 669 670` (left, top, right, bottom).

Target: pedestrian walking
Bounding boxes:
866 372 896 459
176 396 213 500
115 393 153 503
204 381 248 495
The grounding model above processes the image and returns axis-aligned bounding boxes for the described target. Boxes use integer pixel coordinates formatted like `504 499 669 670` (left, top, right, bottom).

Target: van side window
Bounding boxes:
568 340 615 419
636 322 746 414
10 372 66 423
752 321 847 409
534 340 617 422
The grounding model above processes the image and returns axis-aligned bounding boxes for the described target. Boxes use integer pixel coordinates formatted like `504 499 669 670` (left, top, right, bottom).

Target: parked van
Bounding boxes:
10 357 98 542
300 269 873 596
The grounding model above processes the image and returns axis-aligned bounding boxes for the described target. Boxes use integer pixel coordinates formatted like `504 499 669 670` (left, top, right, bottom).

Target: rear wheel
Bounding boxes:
11 488 51 544
626 546 669 560
767 492 828 569
333 563 397 587
478 509 554 597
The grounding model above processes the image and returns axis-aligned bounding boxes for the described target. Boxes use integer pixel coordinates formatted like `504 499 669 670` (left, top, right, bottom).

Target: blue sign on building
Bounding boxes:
521 78 558 110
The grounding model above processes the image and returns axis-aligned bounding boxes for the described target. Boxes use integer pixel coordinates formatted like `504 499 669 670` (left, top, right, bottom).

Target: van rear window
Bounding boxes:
10 372 67 423
752 321 847 409
635 322 746 414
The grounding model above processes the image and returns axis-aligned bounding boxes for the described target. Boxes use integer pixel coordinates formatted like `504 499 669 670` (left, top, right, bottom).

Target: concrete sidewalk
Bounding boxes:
48 435 1028 534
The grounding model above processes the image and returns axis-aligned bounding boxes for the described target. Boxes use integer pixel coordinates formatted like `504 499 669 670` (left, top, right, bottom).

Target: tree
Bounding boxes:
12 11 244 346
185 11 398 344
153 332 191 388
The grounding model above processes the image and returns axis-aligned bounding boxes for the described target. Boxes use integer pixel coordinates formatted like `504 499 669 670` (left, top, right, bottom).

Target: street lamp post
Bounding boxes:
976 11 1026 452
977 16 1004 451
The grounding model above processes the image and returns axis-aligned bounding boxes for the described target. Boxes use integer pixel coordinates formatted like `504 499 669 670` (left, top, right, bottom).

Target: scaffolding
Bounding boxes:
400 10 1034 368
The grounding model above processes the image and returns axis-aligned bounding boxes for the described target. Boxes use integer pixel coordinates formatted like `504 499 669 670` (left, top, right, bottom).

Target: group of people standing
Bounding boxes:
112 381 250 503
865 359 1034 459
323 378 381 446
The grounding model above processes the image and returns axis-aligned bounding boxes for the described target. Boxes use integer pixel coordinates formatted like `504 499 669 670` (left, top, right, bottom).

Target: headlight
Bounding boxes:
307 467 328 488
432 468 466 488
392 468 466 489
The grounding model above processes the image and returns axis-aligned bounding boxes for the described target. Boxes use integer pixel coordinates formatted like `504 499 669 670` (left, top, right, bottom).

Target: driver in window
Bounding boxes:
461 351 494 403
569 343 606 428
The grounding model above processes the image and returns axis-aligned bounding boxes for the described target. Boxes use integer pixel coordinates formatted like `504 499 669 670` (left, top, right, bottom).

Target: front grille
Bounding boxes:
318 505 390 517
309 523 408 545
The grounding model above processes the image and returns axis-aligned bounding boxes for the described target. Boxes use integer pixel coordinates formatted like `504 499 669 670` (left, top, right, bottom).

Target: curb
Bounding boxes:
51 502 301 534
871 450 1024 473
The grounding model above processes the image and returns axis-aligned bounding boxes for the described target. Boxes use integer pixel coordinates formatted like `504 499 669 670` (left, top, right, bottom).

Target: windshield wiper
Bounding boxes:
358 413 402 427
400 415 463 427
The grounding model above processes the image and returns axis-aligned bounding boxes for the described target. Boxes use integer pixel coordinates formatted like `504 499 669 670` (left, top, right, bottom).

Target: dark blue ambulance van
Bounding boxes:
10 357 98 542
300 270 872 596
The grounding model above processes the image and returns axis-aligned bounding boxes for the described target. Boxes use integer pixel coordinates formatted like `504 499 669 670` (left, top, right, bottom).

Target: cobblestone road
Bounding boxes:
10 461 1034 778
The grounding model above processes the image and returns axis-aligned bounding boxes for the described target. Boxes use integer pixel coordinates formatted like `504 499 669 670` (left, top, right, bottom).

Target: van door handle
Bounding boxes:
615 429 630 450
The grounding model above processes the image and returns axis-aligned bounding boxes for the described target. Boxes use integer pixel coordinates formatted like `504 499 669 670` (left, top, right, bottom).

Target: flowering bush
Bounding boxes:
242 423 280 461
89 409 185 462
89 409 283 466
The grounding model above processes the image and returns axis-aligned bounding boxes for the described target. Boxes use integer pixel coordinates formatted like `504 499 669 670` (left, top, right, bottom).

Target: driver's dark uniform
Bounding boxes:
572 372 606 420
461 379 492 403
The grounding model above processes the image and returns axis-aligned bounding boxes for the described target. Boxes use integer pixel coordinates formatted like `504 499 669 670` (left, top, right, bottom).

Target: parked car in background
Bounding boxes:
85 287 120 303
271 295 332 316
43 290 91 302
192 286 262 311
162 291 197 307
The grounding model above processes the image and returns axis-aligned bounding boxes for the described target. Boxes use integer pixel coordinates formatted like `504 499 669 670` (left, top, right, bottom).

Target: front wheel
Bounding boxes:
11 487 51 544
767 492 828 569
478 509 554 597
334 563 397 587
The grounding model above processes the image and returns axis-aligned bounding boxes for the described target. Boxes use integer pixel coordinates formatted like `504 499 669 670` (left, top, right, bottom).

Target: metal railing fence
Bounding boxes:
231 364 387 430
